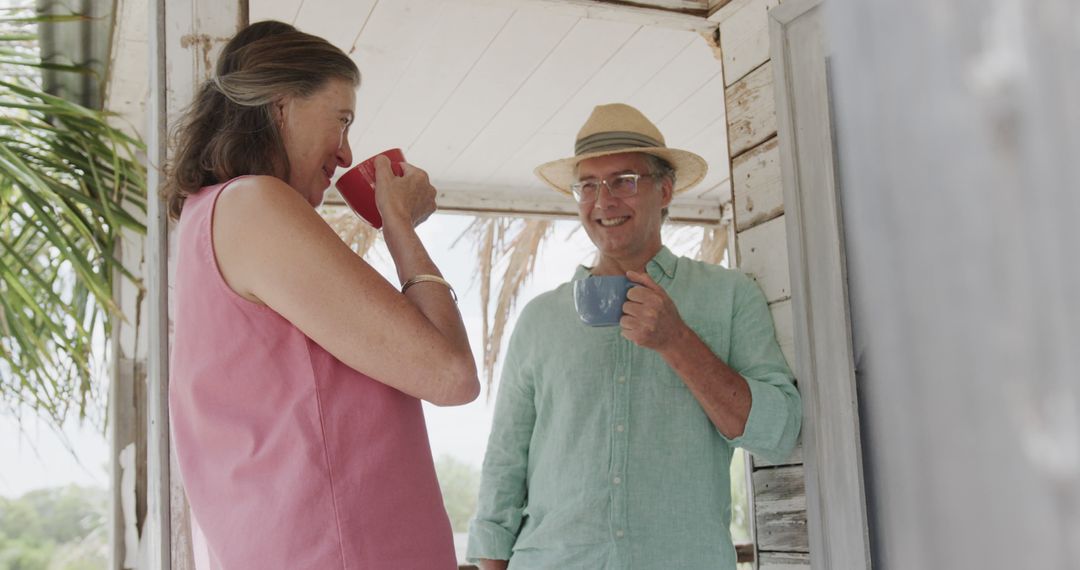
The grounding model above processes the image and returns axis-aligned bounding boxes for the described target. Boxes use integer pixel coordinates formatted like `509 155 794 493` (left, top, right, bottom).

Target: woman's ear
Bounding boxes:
272 97 288 131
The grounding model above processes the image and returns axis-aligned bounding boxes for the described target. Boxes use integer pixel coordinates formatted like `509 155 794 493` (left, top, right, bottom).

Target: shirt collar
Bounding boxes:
573 246 678 283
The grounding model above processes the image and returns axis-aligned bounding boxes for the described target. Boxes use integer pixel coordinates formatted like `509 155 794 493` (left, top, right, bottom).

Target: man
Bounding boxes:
467 103 802 569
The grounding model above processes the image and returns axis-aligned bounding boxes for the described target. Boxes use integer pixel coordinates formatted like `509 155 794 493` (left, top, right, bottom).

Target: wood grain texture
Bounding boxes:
733 135 783 231
753 465 809 552
736 214 790 303
726 61 777 156
715 0 781 87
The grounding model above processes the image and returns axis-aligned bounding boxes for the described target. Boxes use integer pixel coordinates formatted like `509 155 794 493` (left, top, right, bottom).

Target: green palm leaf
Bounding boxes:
0 5 145 427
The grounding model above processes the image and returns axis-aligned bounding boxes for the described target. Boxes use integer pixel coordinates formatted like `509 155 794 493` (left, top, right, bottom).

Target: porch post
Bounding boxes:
146 1 246 568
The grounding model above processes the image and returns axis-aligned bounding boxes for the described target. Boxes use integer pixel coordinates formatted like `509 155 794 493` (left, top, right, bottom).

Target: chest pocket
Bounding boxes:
648 315 727 388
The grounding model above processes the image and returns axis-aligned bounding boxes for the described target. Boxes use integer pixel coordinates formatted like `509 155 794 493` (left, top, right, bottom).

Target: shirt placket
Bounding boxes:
609 334 632 566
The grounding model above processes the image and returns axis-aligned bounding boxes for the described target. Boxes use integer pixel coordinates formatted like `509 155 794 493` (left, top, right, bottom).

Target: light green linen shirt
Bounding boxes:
467 247 802 569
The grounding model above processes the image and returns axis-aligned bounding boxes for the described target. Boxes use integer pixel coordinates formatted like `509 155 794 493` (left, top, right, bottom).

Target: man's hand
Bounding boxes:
477 559 509 570
621 270 688 352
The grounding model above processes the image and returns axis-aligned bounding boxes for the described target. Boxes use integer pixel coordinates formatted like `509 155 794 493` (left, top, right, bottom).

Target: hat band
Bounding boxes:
575 131 663 156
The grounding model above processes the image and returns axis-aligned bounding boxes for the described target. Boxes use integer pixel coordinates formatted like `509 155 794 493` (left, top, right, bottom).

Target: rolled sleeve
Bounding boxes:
725 274 803 464
467 317 537 563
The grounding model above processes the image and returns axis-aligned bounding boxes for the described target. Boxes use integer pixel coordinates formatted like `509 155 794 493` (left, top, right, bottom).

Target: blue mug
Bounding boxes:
573 275 636 327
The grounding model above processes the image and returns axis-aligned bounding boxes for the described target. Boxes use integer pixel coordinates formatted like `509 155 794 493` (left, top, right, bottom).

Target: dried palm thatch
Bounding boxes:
696 223 729 265
321 207 380 257
459 216 553 392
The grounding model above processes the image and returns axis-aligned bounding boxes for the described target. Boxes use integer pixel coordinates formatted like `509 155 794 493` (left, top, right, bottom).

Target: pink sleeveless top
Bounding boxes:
169 179 456 569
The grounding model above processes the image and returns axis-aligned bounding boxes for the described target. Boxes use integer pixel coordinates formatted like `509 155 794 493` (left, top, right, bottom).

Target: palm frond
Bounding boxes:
460 217 553 393
0 5 146 428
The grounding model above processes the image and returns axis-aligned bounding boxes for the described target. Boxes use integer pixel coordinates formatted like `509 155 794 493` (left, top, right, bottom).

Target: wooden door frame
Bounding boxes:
769 0 872 567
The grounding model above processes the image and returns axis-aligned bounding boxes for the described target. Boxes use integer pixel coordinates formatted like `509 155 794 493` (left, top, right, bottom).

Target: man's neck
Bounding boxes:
590 244 664 276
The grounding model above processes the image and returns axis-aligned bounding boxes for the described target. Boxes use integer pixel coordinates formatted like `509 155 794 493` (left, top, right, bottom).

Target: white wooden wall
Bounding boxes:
826 0 1080 568
712 0 810 566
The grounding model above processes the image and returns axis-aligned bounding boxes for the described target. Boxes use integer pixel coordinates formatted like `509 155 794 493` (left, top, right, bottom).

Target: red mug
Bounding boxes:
334 148 405 229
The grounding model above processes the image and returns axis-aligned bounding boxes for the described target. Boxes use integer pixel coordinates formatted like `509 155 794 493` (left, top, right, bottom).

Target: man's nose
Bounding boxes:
593 182 618 209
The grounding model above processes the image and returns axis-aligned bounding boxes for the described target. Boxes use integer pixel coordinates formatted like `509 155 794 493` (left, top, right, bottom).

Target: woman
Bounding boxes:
164 20 478 569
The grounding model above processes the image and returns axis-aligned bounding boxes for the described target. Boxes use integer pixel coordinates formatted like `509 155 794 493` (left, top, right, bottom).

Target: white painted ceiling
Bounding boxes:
251 0 730 222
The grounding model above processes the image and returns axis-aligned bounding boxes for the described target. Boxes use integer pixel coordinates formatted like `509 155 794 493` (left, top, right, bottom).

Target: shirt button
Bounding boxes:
613 476 622 485
617 375 626 383
615 424 625 432
615 529 625 538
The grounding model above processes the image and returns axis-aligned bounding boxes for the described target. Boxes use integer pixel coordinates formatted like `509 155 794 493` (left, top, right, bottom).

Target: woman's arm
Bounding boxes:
211 168 478 406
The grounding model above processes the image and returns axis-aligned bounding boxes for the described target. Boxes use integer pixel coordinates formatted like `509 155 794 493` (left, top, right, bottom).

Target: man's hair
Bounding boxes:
162 20 361 219
643 153 676 221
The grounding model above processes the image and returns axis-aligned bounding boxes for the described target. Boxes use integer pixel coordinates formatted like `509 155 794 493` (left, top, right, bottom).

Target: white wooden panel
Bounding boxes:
769 297 795 370
733 135 782 231
736 214 790 303
656 70 727 157
714 0 779 87
772 1 871 567
726 60 776 156
405 7 580 174
753 465 809 553
248 0 299 24
628 37 722 124
343 0 452 154
487 27 697 185
293 0 376 51
502 0 715 31
350 3 515 161
759 552 811 569
828 0 1080 567
443 17 640 182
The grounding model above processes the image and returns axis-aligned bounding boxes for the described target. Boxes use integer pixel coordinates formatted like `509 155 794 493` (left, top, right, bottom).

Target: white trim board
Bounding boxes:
769 0 872 567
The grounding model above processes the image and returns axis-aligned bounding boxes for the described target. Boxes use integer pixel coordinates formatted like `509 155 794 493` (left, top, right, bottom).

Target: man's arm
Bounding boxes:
623 270 801 459
622 270 751 438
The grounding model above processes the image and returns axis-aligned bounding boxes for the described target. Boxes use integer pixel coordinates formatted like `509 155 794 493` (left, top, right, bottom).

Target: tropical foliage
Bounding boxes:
0 5 145 428
0 485 107 570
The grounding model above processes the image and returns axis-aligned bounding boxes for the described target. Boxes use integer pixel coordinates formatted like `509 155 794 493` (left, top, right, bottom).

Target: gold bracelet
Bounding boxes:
401 274 458 302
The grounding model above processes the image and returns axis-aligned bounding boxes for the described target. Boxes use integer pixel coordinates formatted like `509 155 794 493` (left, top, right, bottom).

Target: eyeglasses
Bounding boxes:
570 172 652 203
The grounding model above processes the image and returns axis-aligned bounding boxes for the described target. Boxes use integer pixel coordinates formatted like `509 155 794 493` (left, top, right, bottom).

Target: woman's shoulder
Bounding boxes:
215 176 312 224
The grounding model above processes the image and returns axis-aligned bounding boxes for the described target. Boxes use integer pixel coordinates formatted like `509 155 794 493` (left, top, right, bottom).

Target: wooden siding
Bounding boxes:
735 215 791 303
726 60 777 156
759 551 811 569
753 466 810 552
733 135 783 231
717 0 811 562
713 0 780 87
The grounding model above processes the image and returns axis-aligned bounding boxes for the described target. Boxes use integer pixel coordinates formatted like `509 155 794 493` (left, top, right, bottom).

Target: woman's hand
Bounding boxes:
373 154 436 228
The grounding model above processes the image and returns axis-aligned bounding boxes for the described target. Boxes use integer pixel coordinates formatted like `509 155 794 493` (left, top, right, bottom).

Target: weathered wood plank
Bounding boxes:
753 465 809 552
726 61 777 156
733 135 783 231
713 0 780 87
736 214 790 303
759 551 811 569
751 442 803 468
769 297 795 370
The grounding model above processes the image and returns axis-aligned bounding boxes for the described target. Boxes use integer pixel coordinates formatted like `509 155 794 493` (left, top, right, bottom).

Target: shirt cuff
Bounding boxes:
728 376 796 463
466 519 518 563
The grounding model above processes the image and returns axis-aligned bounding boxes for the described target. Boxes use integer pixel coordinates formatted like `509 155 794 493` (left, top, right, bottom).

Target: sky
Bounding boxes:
0 211 710 498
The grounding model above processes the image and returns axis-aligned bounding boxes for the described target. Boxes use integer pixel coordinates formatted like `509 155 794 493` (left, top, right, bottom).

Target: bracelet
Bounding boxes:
401 274 458 303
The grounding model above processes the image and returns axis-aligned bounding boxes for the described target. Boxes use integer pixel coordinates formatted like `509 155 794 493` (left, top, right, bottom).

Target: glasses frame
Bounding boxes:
570 172 655 204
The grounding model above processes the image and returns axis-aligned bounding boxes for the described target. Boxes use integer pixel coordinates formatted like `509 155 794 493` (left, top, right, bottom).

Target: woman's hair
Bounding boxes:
162 20 360 219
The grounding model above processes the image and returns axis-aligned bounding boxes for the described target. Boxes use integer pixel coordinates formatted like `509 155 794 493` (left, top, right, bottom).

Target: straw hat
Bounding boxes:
534 103 708 195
